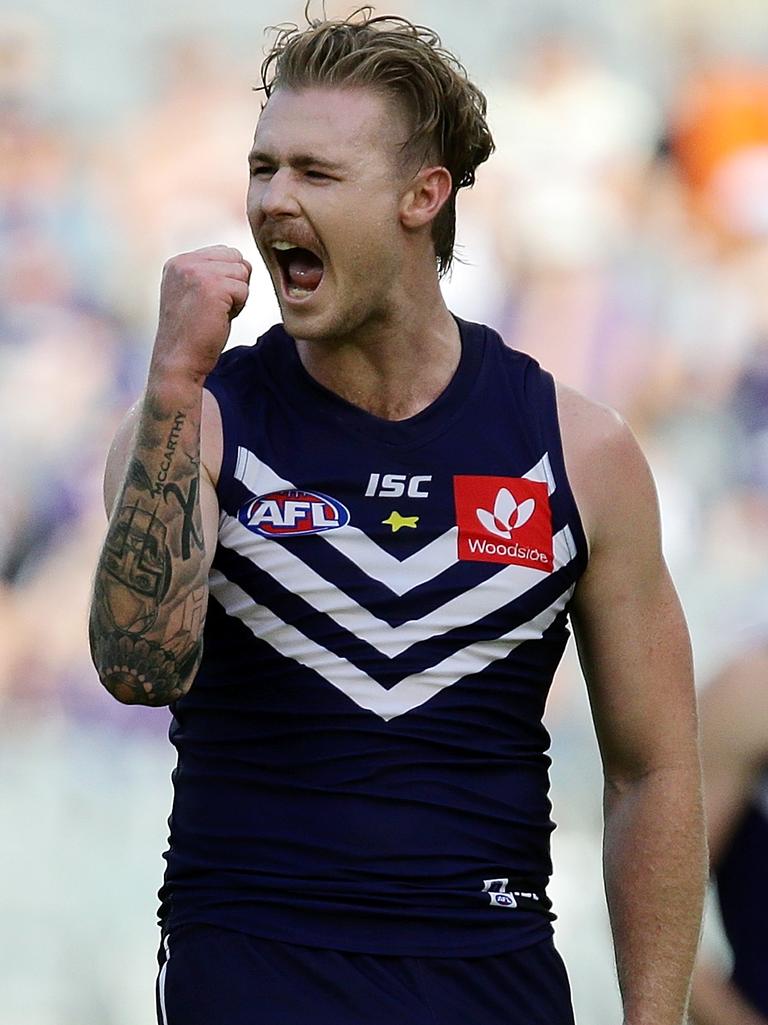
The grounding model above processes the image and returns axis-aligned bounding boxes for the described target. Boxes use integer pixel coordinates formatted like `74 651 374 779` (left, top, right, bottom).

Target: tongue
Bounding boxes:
287 250 323 291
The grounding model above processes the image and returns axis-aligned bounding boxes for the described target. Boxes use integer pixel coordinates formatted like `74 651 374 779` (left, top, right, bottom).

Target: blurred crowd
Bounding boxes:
3 5 768 1023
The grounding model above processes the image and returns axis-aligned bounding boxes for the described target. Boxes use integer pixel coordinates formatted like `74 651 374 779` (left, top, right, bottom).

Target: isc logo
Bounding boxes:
239 489 350 538
365 473 432 498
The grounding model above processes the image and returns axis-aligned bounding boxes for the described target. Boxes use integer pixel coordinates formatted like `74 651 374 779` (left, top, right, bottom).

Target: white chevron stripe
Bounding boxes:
209 571 574 721
232 448 557 595
216 514 576 657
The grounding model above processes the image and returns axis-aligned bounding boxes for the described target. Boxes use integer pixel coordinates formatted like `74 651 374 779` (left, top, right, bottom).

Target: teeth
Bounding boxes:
287 286 313 298
273 241 298 251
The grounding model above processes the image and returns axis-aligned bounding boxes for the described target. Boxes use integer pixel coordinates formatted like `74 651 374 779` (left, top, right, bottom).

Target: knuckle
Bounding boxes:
181 263 203 286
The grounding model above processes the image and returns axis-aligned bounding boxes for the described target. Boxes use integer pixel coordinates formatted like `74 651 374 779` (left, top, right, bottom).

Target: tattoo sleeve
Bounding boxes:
89 390 210 705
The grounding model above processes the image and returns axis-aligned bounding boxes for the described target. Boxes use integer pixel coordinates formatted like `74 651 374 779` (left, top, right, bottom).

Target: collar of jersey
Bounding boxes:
270 315 486 449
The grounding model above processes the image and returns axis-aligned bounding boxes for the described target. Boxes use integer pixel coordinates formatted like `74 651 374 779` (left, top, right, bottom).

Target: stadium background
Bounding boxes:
3 0 768 1021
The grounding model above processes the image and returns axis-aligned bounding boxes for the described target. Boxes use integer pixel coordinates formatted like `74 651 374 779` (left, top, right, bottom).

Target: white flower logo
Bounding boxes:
476 488 535 540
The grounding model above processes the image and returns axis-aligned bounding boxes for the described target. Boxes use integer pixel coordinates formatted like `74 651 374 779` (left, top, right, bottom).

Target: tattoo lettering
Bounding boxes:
126 411 188 499
122 446 203 563
155 411 187 491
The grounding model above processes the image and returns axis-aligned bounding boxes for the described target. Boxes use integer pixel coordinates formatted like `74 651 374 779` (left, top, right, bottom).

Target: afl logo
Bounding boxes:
488 892 517 908
239 488 350 538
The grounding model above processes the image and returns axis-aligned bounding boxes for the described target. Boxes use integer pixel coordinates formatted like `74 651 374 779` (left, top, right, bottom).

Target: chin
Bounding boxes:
276 278 378 343
279 306 331 343
279 302 356 344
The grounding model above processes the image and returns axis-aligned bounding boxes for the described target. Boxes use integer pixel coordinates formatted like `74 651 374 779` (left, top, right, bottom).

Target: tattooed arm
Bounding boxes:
89 390 220 705
89 246 251 705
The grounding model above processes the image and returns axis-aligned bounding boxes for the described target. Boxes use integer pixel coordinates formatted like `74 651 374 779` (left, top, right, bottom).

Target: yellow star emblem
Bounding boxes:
382 511 419 533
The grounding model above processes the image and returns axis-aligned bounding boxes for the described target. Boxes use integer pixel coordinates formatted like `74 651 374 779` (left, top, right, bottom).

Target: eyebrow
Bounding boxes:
248 150 344 173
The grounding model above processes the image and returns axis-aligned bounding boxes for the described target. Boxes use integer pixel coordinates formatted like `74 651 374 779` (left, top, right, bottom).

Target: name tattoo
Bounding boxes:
155 411 187 491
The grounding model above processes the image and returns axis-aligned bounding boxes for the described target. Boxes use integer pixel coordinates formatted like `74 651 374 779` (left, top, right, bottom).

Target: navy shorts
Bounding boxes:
155 925 575 1025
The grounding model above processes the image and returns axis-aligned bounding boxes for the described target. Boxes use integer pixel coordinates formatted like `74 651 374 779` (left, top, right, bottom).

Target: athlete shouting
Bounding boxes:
89 11 706 1024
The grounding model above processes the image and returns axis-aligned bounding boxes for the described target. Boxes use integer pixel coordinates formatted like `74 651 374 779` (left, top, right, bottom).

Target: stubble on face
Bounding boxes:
247 85 415 345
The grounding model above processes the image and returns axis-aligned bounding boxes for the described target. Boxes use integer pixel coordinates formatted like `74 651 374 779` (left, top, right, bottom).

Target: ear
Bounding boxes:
399 166 453 230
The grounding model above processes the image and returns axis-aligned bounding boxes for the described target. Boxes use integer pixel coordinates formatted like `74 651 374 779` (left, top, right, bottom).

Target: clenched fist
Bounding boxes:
151 246 252 386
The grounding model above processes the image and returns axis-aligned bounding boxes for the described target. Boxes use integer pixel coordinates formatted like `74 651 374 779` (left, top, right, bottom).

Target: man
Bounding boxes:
89 11 707 1025
690 648 768 1025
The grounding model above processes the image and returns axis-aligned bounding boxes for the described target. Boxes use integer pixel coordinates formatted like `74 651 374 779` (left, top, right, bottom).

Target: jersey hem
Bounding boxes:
161 912 555 959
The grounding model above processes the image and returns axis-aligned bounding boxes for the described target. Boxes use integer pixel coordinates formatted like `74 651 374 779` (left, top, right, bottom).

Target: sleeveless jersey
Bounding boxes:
158 318 589 956
716 768 768 1016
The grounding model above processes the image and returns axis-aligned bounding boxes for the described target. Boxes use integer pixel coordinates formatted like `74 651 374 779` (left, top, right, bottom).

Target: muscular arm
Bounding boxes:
689 653 768 1025
88 246 250 705
88 386 219 705
560 387 707 1025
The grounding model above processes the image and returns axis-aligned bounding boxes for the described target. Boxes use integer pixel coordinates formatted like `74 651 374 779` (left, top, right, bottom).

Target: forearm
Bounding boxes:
604 763 708 1025
690 962 768 1025
89 375 209 705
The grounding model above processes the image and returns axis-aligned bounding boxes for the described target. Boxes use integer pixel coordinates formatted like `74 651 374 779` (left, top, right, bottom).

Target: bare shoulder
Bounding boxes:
554 381 658 554
554 380 625 446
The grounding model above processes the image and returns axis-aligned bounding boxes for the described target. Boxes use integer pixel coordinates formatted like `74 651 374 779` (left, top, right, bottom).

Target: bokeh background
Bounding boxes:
4 0 768 1021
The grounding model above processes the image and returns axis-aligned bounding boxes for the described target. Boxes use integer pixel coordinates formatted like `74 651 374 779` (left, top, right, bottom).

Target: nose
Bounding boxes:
256 168 301 220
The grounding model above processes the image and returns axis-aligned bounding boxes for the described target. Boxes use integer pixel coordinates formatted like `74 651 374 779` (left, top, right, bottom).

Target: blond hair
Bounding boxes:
259 6 494 276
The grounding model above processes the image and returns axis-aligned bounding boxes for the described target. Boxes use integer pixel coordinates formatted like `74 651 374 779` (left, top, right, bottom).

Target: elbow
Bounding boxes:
94 661 197 707
98 670 170 706
89 620 200 706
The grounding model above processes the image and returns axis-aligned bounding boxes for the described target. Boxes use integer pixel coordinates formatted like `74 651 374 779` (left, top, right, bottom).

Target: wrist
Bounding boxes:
143 379 204 430
146 356 208 409
149 331 217 391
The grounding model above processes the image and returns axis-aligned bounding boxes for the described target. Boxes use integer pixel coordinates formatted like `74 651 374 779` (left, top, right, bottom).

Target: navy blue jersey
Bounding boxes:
158 318 589 956
716 770 768 1016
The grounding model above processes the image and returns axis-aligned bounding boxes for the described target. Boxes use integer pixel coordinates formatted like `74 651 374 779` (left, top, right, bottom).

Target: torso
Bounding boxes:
161 318 589 956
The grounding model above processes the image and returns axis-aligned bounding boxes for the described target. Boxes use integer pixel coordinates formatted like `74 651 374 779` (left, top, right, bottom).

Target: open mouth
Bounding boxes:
272 241 325 301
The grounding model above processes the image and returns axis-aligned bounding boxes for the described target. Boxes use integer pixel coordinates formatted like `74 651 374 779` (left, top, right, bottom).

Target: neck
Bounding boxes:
294 280 461 422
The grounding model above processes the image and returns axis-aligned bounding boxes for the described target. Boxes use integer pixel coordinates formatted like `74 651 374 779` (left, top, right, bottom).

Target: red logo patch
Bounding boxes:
454 476 553 570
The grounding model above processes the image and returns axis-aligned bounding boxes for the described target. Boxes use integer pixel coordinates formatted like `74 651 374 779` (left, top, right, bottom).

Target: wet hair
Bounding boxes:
258 5 495 276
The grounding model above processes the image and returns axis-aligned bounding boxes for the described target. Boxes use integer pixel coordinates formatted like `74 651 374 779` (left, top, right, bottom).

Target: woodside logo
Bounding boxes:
453 476 554 570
